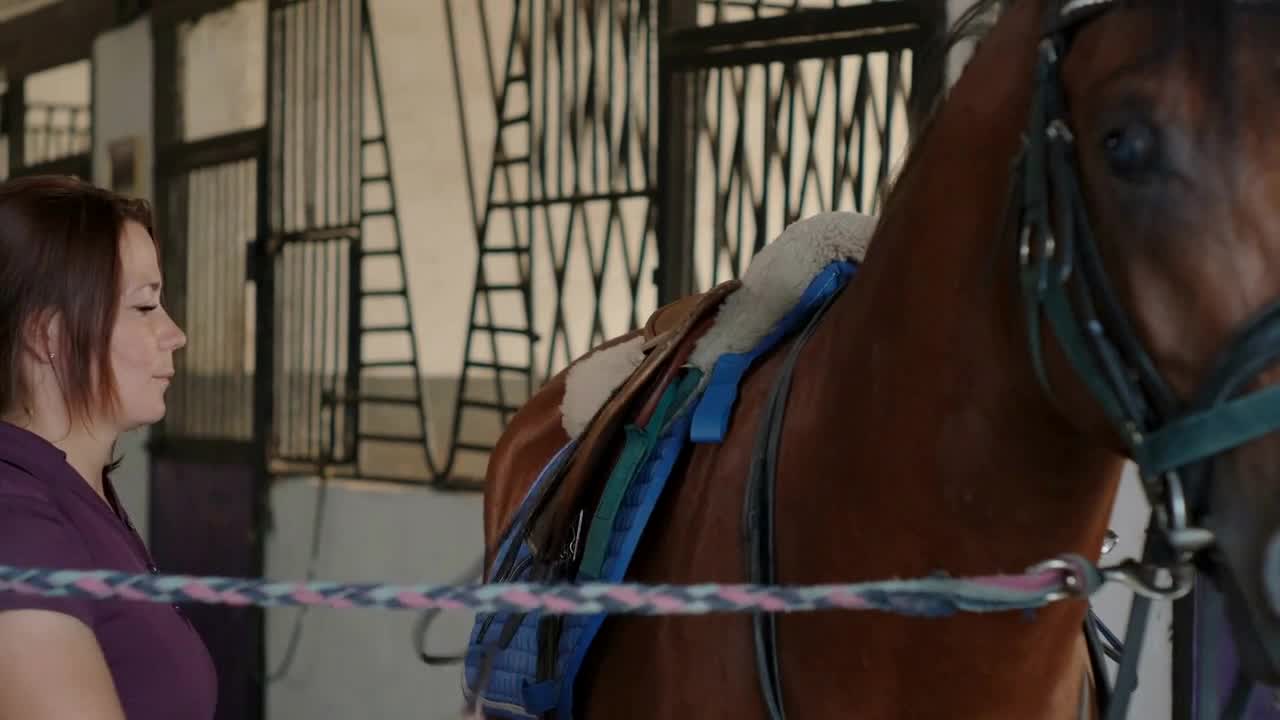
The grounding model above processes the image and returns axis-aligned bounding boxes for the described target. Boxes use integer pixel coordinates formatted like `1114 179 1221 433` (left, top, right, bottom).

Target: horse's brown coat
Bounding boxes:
474 0 1276 716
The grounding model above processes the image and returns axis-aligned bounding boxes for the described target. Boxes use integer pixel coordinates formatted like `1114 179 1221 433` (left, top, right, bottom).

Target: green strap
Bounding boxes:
1024 267 1132 443
1137 383 1280 477
577 370 702 580
1042 279 1133 434
1033 274 1280 476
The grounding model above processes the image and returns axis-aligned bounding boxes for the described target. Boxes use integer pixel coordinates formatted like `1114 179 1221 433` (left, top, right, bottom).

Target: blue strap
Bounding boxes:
691 261 858 444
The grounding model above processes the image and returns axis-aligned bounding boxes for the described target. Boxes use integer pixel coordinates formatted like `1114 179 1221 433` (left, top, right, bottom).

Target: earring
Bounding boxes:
47 352 55 362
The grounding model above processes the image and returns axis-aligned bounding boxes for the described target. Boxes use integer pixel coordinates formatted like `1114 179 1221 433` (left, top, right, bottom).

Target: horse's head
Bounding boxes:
1011 0 1280 687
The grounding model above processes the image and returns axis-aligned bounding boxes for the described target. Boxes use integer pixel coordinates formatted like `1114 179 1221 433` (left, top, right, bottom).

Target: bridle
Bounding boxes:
742 2 1280 719
1016 0 1280 715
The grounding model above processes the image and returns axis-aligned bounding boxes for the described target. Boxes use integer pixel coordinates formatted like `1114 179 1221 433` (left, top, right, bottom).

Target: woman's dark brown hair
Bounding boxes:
0 174 157 425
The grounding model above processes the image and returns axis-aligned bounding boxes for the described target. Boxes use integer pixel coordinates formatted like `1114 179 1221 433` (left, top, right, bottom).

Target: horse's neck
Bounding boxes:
799 0 1125 575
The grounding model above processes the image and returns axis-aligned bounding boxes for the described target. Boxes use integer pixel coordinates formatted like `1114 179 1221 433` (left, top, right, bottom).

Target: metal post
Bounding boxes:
4 78 24 176
907 0 949 139
655 0 699 306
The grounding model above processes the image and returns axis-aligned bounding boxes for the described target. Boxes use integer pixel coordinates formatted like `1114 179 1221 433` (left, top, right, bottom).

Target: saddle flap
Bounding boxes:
525 280 740 557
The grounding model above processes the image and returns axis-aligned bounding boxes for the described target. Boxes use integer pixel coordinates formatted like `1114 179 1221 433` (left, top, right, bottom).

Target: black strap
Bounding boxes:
416 554 488 665
745 283 847 720
1084 608 1116 713
1104 523 1164 720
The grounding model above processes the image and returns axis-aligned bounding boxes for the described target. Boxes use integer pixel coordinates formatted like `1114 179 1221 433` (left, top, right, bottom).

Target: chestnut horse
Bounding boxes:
478 0 1280 717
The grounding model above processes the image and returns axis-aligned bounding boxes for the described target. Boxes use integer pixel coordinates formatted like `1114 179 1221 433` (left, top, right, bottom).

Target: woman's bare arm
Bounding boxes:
0 609 126 720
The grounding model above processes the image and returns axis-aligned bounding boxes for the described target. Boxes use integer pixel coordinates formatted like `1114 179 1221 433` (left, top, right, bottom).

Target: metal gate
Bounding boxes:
443 0 943 471
1 66 93 180
148 7 270 719
659 1 941 294
262 0 440 486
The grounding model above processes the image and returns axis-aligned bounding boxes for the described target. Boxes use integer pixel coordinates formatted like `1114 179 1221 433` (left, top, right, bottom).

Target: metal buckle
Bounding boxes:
1100 558 1195 600
1101 529 1118 556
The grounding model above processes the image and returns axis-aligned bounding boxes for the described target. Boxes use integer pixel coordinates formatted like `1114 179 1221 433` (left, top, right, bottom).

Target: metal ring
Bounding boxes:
1026 556 1092 601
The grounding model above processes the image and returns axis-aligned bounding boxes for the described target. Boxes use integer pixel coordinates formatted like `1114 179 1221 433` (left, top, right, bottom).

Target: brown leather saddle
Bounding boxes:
521 279 741 564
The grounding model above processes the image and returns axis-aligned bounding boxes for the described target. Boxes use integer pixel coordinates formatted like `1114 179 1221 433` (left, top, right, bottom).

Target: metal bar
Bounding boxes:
0 0 114 77
443 0 483 233
655 0 699 305
876 49 902 212
4 79 24 176
759 64 772 252
305 0 318 230
663 3 927 70
346 0 366 465
730 66 748 278
620 0 633 192
11 154 91 180
607 0 616 191
665 2 924 60
905 0 946 138
556 0 566 200
793 58 829 222
490 189 656 208
642 0 653 189
147 437 259 465
157 128 267 178
670 27 927 70
838 55 858 209
831 55 843 210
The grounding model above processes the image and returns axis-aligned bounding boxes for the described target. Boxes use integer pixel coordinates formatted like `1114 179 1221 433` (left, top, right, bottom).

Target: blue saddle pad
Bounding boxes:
462 259 858 719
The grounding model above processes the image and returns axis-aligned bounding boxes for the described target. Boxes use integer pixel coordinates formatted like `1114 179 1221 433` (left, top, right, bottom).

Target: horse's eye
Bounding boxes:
1102 121 1161 182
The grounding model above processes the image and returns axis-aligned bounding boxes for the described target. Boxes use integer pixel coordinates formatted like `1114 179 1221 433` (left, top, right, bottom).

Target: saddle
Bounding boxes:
523 279 741 560
467 261 862 719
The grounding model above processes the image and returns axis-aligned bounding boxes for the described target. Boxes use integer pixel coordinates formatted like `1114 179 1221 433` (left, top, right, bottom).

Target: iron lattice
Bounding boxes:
444 0 927 469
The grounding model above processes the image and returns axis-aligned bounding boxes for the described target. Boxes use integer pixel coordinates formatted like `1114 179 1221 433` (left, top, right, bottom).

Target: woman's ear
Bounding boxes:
22 309 62 365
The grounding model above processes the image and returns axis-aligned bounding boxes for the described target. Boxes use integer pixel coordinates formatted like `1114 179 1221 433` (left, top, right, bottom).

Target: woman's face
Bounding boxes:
107 220 186 431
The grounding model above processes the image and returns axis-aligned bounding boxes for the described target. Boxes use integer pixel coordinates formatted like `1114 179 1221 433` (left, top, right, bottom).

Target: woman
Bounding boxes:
0 175 216 718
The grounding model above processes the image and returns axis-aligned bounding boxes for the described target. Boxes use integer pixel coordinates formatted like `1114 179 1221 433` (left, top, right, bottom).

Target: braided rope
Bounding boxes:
0 558 1099 617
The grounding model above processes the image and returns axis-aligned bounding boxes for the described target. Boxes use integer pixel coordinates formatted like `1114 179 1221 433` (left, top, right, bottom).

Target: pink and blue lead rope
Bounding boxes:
0 556 1100 617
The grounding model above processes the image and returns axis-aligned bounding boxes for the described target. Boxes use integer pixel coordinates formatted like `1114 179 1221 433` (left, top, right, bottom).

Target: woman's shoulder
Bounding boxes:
0 459 94 568
0 460 97 624
0 458 66 517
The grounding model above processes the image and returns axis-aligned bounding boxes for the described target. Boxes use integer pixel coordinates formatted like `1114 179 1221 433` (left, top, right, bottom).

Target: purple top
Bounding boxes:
0 421 217 718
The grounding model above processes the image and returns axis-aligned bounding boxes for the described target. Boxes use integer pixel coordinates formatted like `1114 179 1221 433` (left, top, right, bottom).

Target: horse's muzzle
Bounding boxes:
1266 531 1280 618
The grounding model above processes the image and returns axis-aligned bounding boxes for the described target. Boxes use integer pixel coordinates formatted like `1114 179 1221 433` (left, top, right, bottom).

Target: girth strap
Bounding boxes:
745 269 852 720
